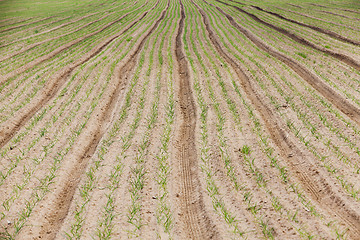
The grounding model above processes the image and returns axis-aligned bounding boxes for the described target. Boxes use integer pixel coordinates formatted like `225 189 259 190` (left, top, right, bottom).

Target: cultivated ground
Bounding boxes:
1 0 360 239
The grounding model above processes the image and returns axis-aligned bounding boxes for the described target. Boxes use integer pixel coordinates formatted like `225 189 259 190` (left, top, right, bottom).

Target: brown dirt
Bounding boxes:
174 0 220 239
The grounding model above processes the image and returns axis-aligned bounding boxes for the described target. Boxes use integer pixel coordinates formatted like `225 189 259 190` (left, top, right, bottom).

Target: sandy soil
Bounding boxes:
1 0 360 239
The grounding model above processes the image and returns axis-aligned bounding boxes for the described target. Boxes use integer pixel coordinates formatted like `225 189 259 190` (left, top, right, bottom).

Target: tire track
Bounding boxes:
0 6 151 150
213 0 360 126
197 2 360 238
175 0 219 239
0 1 148 80
217 0 360 72
251 6 360 46
23 3 168 239
0 16 55 33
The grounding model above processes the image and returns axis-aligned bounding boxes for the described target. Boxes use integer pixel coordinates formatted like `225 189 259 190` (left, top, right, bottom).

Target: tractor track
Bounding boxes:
198 1 360 238
22 2 168 239
175 0 220 239
251 6 360 46
0 7 151 151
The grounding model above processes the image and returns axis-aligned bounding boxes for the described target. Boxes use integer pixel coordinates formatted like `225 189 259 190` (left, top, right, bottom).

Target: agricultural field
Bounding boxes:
1 0 360 238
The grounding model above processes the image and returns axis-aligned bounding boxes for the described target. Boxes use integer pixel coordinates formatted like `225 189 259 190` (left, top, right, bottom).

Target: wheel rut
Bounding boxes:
175 0 219 239
30 3 169 239
217 0 360 72
198 1 360 238
213 0 360 127
0 7 150 151
251 5 360 46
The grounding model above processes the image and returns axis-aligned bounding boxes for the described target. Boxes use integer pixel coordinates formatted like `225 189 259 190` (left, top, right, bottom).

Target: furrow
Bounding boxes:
175 0 219 239
24 4 168 239
251 5 360 46
212 0 360 127
0 11 149 150
197 1 360 238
